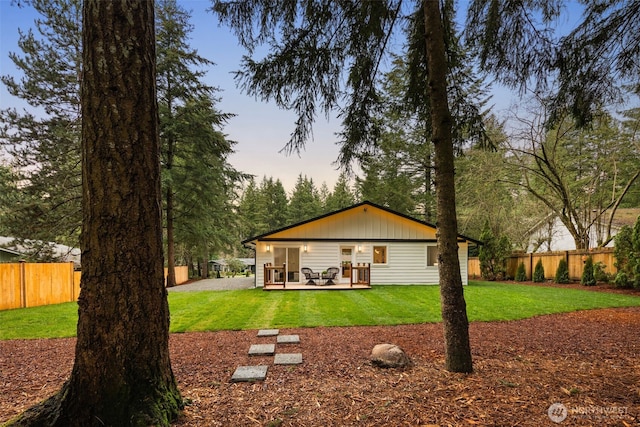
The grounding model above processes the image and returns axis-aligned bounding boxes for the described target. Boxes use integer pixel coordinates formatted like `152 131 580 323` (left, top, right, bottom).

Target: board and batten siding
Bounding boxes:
268 206 437 241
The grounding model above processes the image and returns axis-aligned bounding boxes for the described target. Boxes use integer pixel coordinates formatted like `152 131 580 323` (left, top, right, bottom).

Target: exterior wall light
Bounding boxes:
357 244 362 253
303 244 308 252
266 244 271 252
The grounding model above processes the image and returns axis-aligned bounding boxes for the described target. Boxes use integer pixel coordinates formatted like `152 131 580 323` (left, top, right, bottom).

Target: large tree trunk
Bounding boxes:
166 185 177 287
10 1 183 425
423 0 473 373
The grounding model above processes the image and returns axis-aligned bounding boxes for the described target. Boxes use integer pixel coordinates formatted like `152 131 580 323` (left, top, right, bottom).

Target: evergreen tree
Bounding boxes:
12 1 182 424
581 256 597 286
0 163 19 235
533 259 545 283
324 172 356 212
515 262 526 282
467 0 640 128
555 258 570 284
288 174 322 223
258 176 289 231
156 0 242 285
356 153 419 217
214 0 475 372
0 0 82 250
478 221 511 281
236 178 263 250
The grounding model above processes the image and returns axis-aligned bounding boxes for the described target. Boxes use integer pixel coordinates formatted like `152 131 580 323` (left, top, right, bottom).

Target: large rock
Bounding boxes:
370 343 412 368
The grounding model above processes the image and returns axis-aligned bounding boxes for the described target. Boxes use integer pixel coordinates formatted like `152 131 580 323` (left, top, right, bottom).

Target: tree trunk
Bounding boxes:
423 1 473 373
166 185 177 288
10 1 183 425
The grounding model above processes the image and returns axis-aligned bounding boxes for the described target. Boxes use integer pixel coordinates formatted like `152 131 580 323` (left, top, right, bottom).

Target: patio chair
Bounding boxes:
321 267 340 285
301 267 320 285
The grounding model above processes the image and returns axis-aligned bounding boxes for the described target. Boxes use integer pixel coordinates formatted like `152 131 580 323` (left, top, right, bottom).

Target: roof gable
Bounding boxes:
243 201 480 244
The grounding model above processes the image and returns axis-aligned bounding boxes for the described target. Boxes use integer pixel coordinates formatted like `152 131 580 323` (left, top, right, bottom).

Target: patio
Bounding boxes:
263 282 372 291
263 263 371 290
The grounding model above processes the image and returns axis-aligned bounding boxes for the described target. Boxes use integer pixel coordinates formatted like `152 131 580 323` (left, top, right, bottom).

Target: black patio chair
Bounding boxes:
301 267 320 285
321 267 340 285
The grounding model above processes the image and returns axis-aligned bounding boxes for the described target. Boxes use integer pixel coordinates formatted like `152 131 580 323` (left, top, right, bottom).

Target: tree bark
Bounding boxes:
166 185 177 288
9 1 183 425
423 0 473 373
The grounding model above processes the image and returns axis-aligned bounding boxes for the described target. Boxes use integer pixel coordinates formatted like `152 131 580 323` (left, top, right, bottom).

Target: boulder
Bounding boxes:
370 343 412 368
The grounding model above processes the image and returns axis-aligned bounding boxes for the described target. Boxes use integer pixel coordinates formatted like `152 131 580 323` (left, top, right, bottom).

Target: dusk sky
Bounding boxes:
1 1 582 193
0 0 352 193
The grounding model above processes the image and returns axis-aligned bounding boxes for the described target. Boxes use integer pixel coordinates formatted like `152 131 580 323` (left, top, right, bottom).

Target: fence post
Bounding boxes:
69 262 75 301
19 260 26 308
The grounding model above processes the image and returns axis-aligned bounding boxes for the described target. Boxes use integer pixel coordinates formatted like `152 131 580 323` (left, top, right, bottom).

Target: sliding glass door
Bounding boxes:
274 247 300 282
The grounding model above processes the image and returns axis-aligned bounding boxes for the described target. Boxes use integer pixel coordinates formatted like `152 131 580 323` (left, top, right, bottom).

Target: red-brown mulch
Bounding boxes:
1 284 639 426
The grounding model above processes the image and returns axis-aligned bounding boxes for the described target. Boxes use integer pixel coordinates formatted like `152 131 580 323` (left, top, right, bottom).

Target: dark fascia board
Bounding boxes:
242 200 483 246
0 247 22 256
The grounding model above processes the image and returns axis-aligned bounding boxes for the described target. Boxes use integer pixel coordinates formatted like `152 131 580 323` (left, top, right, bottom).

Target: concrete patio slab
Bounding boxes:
257 329 280 337
248 343 276 356
277 334 300 344
274 353 303 365
230 365 269 382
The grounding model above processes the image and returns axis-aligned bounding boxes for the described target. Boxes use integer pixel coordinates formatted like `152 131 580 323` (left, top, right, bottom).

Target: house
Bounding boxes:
0 236 81 267
0 245 21 263
209 257 256 275
242 201 481 288
525 208 640 252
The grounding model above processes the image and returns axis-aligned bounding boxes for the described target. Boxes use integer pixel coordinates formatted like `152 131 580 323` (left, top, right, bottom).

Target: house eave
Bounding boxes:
242 201 483 246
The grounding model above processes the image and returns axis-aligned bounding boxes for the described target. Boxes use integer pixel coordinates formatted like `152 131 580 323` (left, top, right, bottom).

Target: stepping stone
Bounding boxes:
231 365 269 382
274 353 303 365
257 329 279 337
277 334 300 344
248 343 276 356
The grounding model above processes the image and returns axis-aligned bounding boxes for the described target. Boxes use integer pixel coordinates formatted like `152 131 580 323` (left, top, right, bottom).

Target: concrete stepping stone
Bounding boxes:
257 329 279 337
277 334 300 344
274 353 303 365
248 343 276 356
231 365 269 382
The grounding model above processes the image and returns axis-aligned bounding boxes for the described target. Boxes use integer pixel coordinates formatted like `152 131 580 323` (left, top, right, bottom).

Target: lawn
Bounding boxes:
1 281 639 340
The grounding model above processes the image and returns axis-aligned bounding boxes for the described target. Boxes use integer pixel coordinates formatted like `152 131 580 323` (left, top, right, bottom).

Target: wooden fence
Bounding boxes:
468 248 617 281
0 263 189 311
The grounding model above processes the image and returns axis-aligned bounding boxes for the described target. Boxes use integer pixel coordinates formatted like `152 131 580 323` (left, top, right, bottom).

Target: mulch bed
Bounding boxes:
1 283 639 426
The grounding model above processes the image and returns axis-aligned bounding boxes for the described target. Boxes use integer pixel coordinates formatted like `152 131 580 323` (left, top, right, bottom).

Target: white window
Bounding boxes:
373 245 387 264
427 245 438 267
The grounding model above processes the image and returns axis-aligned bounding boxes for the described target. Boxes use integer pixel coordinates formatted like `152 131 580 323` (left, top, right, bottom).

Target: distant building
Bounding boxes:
525 208 640 252
0 236 81 267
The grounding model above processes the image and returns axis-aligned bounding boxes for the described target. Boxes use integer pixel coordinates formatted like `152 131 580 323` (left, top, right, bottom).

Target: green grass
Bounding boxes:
1 281 639 340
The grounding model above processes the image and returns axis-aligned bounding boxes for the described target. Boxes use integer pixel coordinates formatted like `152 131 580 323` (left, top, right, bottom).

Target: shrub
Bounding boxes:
533 259 545 282
614 215 640 289
614 271 630 288
555 258 570 284
593 262 610 283
515 262 527 281
581 256 596 286
478 221 512 281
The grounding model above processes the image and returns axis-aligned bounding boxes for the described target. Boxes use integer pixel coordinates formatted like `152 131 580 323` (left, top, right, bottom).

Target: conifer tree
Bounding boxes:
11 1 183 424
555 258 570 284
213 0 475 372
288 174 322 223
533 259 545 283
0 0 82 252
156 0 242 285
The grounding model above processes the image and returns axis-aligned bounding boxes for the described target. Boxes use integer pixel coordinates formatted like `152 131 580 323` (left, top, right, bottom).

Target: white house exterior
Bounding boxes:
526 208 640 252
242 201 480 287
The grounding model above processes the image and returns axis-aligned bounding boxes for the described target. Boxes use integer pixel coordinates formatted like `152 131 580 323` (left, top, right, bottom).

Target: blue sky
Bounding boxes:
2 0 583 193
0 0 348 192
